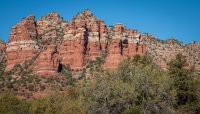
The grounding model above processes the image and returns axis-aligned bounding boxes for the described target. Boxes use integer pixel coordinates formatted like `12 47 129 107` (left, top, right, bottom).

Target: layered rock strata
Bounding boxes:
104 23 146 69
0 40 5 51
60 10 108 69
5 10 199 74
5 15 39 71
32 43 59 76
36 12 68 49
4 10 147 71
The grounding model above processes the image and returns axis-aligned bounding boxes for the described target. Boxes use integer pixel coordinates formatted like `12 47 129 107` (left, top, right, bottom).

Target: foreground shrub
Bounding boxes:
0 92 30 114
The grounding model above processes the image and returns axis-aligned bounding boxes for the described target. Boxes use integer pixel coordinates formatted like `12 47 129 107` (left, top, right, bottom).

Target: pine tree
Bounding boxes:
167 53 199 112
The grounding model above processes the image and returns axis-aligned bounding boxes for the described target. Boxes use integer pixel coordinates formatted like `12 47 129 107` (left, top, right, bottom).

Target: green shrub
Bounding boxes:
28 85 34 91
40 85 46 91
0 92 30 114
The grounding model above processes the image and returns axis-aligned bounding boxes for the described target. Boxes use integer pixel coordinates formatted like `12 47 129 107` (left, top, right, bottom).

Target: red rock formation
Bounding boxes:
5 15 39 71
36 12 67 36
100 21 107 34
60 39 86 69
9 15 36 41
91 24 99 32
88 41 101 60
0 40 5 51
0 40 6 71
104 38 123 69
100 21 108 50
104 23 146 69
33 43 58 76
100 38 108 50
127 43 137 57
122 39 129 57
61 24 87 69
137 44 145 56
36 12 68 50
88 25 101 60
61 9 108 68
4 10 147 72
114 23 126 32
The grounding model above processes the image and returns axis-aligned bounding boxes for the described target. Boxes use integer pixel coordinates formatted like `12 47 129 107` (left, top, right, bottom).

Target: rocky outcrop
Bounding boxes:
4 9 198 74
60 10 108 69
36 12 68 49
59 38 87 69
4 10 146 71
5 15 39 71
88 21 108 60
36 12 68 38
104 23 146 69
142 34 200 73
32 43 59 76
104 38 123 69
0 40 6 71
6 10 145 72
186 41 200 72
0 40 5 51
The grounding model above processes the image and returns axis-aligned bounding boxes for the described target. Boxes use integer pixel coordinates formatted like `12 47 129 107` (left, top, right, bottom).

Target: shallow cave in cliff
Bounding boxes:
57 63 63 72
122 39 128 44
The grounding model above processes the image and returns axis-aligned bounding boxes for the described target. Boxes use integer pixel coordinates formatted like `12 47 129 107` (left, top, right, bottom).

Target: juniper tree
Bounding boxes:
167 53 200 113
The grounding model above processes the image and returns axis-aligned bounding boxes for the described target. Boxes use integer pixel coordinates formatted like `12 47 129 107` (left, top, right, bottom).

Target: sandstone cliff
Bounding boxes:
5 15 39 71
36 12 68 50
104 23 145 69
3 9 200 74
32 43 59 76
60 10 108 69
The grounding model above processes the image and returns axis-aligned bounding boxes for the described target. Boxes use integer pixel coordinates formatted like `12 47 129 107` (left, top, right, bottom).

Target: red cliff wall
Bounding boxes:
32 43 59 76
104 23 146 69
5 15 39 71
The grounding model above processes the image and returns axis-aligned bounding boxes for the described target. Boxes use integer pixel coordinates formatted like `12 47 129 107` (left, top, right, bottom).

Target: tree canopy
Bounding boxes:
0 54 199 114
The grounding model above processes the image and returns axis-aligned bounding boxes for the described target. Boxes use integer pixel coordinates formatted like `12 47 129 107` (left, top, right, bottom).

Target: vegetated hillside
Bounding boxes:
142 33 200 74
0 54 199 114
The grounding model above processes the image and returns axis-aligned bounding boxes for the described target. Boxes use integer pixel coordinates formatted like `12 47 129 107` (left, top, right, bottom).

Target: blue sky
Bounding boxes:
0 0 200 44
